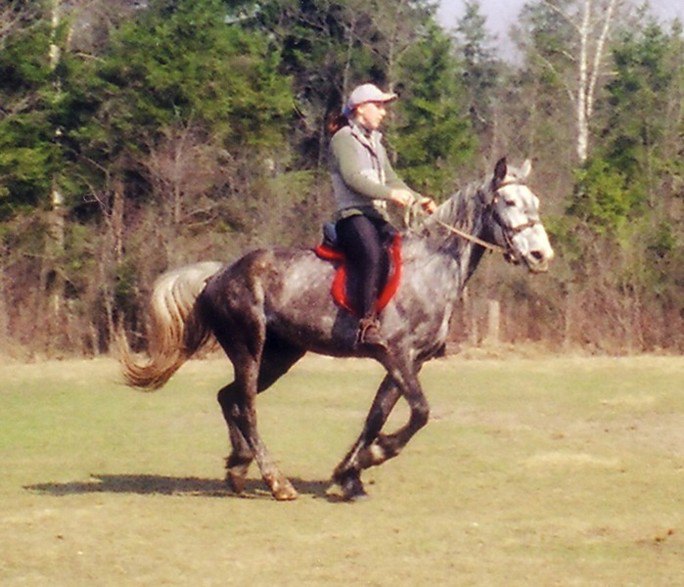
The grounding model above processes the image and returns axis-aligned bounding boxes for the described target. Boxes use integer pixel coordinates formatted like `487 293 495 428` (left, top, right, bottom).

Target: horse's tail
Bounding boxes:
119 261 224 390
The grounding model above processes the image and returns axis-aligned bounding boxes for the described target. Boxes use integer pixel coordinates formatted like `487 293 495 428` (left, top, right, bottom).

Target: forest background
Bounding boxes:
0 0 681 358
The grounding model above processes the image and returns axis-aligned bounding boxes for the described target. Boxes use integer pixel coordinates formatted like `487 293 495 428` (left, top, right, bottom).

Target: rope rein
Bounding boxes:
430 217 506 253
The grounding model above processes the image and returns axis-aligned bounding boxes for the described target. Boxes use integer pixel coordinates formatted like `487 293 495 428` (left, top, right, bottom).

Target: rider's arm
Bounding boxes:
330 130 394 200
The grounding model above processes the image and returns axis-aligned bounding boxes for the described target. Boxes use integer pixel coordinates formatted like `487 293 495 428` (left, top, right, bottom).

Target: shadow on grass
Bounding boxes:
25 474 337 501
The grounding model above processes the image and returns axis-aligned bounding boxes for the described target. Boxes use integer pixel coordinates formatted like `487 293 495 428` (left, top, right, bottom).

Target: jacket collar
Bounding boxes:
349 121 382 152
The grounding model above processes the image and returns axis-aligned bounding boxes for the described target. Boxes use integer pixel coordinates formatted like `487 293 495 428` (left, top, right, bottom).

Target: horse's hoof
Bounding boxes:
345 487 370 502
338 472 368 502
272 478 298 501
225 457 251 495
226 465 247 495
226 471 246 495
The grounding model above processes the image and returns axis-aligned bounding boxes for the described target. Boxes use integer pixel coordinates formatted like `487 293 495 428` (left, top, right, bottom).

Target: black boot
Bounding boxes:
357 316 387 350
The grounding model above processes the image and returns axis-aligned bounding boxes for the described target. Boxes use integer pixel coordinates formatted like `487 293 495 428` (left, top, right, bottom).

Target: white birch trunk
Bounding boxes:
587 0 617 122
576 0 591 163
48 0 65 323
576 0 618 163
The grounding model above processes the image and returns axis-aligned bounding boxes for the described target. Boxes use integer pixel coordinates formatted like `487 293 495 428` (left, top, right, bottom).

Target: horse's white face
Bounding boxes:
492 159 555 273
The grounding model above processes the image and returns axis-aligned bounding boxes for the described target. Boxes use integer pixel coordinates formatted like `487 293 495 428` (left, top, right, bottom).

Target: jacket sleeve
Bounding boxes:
330 131 393 200
380 142 416 193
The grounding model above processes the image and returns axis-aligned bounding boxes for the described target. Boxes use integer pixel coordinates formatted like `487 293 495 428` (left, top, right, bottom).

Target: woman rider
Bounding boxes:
328 83 435 349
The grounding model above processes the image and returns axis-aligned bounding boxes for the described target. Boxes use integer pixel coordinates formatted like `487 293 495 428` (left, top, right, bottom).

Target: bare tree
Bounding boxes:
575 0 618 162
42 0 67 345
519 0 621 163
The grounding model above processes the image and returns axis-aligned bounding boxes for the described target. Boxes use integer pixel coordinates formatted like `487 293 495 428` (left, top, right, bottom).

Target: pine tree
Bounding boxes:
452 0 501 139
392 22 475 196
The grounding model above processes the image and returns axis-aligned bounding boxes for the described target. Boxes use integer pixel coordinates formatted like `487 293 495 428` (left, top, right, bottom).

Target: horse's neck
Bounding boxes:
423 183 490 286
403 222 485 312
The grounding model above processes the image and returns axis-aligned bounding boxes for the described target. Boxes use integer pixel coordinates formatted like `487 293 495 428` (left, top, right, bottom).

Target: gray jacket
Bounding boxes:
329 122 413 221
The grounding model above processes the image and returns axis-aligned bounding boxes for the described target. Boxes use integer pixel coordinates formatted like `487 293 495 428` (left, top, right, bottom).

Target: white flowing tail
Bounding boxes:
120 261 223 390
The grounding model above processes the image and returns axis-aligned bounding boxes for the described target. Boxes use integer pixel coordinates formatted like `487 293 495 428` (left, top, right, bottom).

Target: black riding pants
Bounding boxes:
335 214 393 318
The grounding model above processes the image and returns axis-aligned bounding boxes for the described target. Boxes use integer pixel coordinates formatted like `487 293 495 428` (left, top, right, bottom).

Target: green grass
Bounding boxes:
0 355 682 585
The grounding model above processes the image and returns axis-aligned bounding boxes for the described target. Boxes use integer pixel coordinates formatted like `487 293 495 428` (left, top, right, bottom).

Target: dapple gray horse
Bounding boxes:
121 158 554 501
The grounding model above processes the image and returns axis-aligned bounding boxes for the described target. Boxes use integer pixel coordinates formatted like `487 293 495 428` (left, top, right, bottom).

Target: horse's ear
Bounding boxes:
494 157 507 182
520 158 532 179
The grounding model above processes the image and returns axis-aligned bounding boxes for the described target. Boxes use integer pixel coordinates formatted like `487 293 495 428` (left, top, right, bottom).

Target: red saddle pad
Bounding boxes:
314 233 402 316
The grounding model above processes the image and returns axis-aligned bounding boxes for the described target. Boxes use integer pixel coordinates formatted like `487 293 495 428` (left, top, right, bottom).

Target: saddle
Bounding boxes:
314 222 402 316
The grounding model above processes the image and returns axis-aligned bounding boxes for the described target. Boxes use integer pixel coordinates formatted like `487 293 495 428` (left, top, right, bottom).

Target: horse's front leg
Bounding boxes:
363 360 430 468
334 360 430 500
332 374 401 500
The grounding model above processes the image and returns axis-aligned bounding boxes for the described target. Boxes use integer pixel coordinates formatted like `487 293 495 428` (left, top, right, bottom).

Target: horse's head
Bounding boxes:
486 157 554 273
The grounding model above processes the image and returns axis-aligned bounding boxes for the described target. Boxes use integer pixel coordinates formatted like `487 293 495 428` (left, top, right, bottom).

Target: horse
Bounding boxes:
121 157 554 501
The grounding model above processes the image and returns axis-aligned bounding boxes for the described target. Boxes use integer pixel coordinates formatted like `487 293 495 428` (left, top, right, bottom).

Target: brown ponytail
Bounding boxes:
326 111 349 136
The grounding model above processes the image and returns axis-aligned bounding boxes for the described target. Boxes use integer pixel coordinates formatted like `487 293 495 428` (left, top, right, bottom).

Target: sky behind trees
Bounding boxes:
437 0 684 50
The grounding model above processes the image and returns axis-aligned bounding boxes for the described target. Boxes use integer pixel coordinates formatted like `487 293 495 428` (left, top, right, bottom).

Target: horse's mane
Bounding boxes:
431 178 490 231
401 175 492 257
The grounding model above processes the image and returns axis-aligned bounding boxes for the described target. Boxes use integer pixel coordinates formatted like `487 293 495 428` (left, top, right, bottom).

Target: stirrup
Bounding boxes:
357 317 387 350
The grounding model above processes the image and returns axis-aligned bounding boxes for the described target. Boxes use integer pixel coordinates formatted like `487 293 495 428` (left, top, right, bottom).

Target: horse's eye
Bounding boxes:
505 199 516 207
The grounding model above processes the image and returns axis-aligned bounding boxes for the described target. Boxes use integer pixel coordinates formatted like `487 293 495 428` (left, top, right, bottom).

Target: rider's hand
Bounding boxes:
389 188 416 208
420 196 437 214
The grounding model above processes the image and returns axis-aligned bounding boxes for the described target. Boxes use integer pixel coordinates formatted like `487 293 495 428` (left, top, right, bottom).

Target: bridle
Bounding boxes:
488 179 542 262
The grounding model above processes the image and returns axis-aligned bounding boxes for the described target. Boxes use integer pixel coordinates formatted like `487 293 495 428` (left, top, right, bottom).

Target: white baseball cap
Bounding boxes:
343 83 398 117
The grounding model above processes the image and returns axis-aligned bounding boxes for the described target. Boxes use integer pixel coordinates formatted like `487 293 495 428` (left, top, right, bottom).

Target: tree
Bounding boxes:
570 16 680 230
452 0 501 144
392 22 476 195
64 0 295 347
515 0 619 164
0 0 40 48
0 12 55 217
562 15 684 350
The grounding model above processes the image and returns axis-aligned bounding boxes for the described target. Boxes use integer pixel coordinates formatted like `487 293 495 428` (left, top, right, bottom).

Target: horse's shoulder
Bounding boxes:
399 233 432 261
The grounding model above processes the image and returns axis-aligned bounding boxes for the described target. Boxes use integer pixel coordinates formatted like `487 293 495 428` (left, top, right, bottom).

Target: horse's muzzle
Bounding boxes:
523 248 554 273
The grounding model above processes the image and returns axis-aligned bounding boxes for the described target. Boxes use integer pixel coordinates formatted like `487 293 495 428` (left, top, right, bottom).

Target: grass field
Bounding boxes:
0 354 682 585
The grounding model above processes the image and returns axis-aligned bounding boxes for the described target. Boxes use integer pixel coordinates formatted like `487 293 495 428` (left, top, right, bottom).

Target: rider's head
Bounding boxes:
343 84 397 131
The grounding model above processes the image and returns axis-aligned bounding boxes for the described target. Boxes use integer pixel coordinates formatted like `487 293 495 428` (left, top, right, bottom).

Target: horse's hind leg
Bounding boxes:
217 384 253 494
233 358 300 501
218 341 304 498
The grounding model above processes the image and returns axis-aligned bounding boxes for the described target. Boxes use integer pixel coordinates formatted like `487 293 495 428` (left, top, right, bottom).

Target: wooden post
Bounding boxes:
462 286 478 346
563 285 574 350
485 299 500 345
